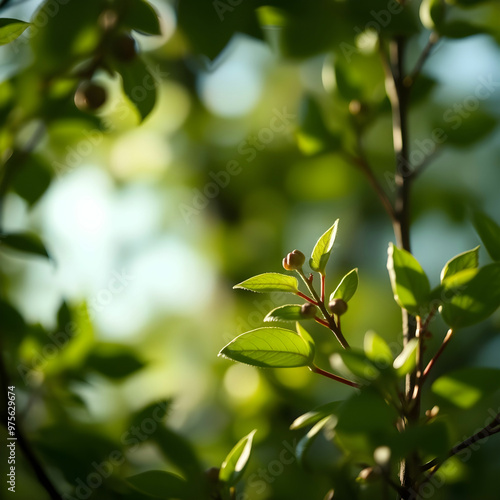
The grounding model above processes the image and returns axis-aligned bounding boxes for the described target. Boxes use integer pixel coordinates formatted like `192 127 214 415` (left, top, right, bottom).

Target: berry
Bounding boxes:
74 81 107 111
300 303 317 319
328 298 348 316
282 250 305 271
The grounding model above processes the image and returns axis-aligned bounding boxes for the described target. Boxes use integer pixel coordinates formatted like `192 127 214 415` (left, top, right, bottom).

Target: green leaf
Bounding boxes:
363 331 393 367
117 58 158 122
85 343 145 379
309 220 339 275
295 416 333 468
0 18 30 45
440 263 500 328
440 247 480 282
12 156 53 207
387 243 431 316
127 471 189 499
432 367 500 409
473 212 500 262
331 268 359 303
234 273 299 294
0 299 27 338
264 305 303 322
438 110 496 145
290 401 341 430
393 339 419 378
296 322 316 360
219 429 256 486
0 232 50 259
122 0 161 35
219 327 313 368
330 349 379 383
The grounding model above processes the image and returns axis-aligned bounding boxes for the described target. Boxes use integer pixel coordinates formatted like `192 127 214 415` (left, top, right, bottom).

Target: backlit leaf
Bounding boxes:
219 429 256 486
310 220 339 274
331 268 359 303
234 273 299 294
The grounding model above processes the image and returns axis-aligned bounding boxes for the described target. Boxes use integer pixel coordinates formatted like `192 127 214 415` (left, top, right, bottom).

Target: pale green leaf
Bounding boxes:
296 322 315 360
219 327 313 368
330 349 379 382
387 243 430 316
0 19 30 45
393 339 419 377
290 401 341 430
309 220 339 274
330 268 359 303
363 331 393 366
264 305 303 322
440 247 479 282
219 429 256 486
234 273 299 294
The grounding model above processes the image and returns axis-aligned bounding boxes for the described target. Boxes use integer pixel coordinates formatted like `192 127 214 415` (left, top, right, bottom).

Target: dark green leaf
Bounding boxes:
0 299 27 337
11 156 52 207
440 247 479 281
0 18 30 45
440 263 500 328
234 273 299 294
290 401 341 430
473 212 500 261
438 110 496 147
432 367 500 409
219 327 313 368
130 399 172 429
331 268 359 303
295 416 333 468
0 232 50 259
310 220 339 275
264 305 304 322
219 429 256 486
85 343 145 379
122 0 161 35
387 243 430 316
127 471 189 499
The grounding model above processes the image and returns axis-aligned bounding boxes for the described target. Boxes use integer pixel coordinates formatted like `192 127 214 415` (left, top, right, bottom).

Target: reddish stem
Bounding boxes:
310 365 360 389
314 317 330 328
422 329 454 381
296 291 318 305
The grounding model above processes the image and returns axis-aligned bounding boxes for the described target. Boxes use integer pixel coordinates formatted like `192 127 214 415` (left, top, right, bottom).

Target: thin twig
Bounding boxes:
409 147 442 180
421 328 454 382
310 365 360 389
405 32 440 88
296 291 318 305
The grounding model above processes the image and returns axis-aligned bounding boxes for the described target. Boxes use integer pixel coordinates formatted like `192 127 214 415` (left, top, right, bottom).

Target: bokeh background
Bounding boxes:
1 0 500 499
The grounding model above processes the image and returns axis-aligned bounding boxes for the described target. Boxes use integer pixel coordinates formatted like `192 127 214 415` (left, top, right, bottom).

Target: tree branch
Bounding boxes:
404 32 440 88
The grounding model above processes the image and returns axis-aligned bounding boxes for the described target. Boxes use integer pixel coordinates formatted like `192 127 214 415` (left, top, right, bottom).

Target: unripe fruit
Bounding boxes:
328 298 348 316
300 303 317 319
282 250 305 271
74 81 107 111
112 33 138 62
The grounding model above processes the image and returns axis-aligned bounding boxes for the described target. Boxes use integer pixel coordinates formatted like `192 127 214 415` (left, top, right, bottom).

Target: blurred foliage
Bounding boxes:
0 0 500 499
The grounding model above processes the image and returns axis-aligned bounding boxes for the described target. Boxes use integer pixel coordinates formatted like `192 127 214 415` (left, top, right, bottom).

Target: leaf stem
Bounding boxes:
309 365 360 389
296 290 318 305
421 328 454 382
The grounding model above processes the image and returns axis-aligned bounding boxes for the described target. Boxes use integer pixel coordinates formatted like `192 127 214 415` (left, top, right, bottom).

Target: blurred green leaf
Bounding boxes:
364 331 393 366
439 110 496 147
440 247 479 281
219 327 313 368
432 367 500 409
130 399 172 429
122 0 161 35
127 471 189 499
0 18 30 45
473 212 500 261
330 349 379 383
0 299 27 337
420 0 447 30
11 155 52 207
295 416 333 468
219 429 256 486
264 304 304 322
85 343 145 379
398 421 450 458
234 273 299 294
331 268 359 303
310 220 339 275
387 243 430 316
440 263 500 328
393 339 419 378
0 232 50 259
290 401 341 430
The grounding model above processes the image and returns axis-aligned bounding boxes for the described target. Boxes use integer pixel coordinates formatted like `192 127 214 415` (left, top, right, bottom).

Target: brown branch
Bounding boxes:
310 365 360 389
421 328 454 383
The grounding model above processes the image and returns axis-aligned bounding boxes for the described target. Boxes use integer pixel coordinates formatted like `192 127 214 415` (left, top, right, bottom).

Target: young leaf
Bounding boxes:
0 19 30 45
264 305 303 322
363 331 393 366
219 429 256 486
234 273 299 294
393 338 419 378
309 219 339 274
330 268 359 303
290 401 341 430
0 232 50 259
387 243 430 316
432 367 500 409
473 212 500 262
219 327 313 368
127 470 189 499
295 416 333 468
122 0 161 35
440 262 500 328
440 247 479 282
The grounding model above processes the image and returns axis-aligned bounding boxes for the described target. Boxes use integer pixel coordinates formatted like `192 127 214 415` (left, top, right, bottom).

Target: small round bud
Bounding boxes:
74 81 107 111
328 298 348 316
111 33 138 62
282 250 305 271
300 303 317 319
357 466 380 483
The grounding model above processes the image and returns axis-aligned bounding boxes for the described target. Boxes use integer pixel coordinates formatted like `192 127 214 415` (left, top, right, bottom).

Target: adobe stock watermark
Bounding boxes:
16 268 134 385
178 107 295 224
212 0 245 22
384 74 500 192
61 400 170 500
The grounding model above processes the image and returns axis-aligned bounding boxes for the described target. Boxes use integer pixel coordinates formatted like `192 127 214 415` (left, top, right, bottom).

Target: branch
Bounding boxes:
421 328 454 383
309 365 360 389
404 32 440 88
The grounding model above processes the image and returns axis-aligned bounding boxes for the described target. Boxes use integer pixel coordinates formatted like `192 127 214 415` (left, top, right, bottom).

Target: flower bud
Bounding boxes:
328 298 348 316
282 250 305 271
300 303 317 319
74 81 107 111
